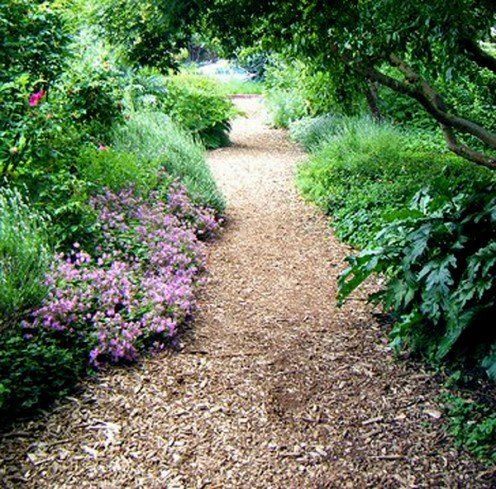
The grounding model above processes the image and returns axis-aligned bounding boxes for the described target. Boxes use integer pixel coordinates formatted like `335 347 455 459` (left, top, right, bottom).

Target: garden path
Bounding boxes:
1 96 491 488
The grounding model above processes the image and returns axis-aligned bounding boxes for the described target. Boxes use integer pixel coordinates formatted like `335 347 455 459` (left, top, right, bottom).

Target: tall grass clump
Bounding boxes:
0 187 50 328
289 114 345 151
112 111 225 213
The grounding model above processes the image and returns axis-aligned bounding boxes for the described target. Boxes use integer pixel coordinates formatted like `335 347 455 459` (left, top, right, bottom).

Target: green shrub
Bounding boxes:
339 189 496 378
163 74 235 149
60 28 126 141
132 72 235 149
14 167 100 250
266 89 308 128
264 56 364 127
0 0 68 84
236 46 270 80
78 147 159 193
297 117 493 247
0 188 50 328
112 111 225 212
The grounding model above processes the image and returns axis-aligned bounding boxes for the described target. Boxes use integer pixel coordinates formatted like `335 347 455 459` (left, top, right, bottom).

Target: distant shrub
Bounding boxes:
131 72 235 149
264 56 364 127
266 89 308 128
161 74 235 149
112 111 225 212
0 188 50 328
236 46 270 80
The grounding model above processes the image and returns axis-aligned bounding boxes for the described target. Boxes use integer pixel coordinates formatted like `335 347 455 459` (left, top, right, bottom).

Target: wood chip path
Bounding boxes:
1 96 493 488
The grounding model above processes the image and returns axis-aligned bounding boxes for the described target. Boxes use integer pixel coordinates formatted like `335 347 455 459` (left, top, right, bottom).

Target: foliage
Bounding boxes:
160 74 235 149
442 393 496 463
0 188 50 329
236 46 270 80
0 329 87 419
297 117 493 248
129 72 235 149
339 189 496 378
289 115 344 152
78 147 159 193
61 56 125 141
112 111 225 213
202 0 496 167
264 57 363 128
0 0 69 83
93 0 197 69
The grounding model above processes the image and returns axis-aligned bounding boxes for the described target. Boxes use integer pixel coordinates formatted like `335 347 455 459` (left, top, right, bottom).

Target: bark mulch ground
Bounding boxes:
1 97 494 488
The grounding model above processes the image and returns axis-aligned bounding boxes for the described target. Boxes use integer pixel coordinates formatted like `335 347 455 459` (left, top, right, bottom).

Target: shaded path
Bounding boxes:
0 97 491 487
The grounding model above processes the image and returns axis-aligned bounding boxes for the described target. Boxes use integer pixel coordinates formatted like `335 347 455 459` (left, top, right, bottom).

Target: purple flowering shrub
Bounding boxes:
22 181 218 367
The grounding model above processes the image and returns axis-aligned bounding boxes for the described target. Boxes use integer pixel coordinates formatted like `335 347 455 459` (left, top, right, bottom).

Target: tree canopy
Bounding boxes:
200 0 496 167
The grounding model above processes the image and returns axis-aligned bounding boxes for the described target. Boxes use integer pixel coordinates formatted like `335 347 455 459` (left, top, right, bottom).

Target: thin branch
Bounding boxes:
461 38 496 74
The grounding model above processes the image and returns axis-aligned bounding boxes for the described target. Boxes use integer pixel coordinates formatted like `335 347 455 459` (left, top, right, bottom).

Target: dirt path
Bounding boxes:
0 97 491 488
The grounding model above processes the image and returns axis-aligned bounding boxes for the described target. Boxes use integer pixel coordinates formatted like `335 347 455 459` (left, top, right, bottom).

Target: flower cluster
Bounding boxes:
23 182 218 367
28 89 46 107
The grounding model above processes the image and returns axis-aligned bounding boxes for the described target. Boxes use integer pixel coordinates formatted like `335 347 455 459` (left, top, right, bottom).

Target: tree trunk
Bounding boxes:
364 80 382 123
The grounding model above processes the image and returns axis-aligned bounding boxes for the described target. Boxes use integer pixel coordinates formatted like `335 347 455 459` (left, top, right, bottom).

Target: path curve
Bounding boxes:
0 97 491 488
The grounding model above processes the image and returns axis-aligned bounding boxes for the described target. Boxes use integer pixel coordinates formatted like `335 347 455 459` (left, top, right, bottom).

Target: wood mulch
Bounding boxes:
0 96 494 488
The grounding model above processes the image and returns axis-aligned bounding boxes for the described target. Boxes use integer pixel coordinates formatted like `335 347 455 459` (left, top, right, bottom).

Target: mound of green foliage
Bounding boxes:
289 115 345 152
297 118 493 248
131 71 236 149
161 74 236 149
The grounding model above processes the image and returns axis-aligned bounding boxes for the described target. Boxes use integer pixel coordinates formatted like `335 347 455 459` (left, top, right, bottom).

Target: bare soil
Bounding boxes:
0 97 493 488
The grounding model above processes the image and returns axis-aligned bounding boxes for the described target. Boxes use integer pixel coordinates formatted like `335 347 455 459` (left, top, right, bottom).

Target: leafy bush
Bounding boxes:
161 74 235 149
132 72 235 149
0 329 87 419
297 117 493 247
339 189 496 378
0 188 50 328
236 46 270 80
266 89 308 129
78 147 159 193
264 57 364 127
0 0 68 83
112 111 225 212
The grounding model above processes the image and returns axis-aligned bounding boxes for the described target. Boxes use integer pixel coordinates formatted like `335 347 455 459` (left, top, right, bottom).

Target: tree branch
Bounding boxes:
460 38 496 75
351 55 496 168
441 125 496 169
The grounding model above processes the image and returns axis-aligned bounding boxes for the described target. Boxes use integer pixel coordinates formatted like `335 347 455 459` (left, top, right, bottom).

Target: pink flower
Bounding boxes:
98 143 108 151
28 89 45 107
